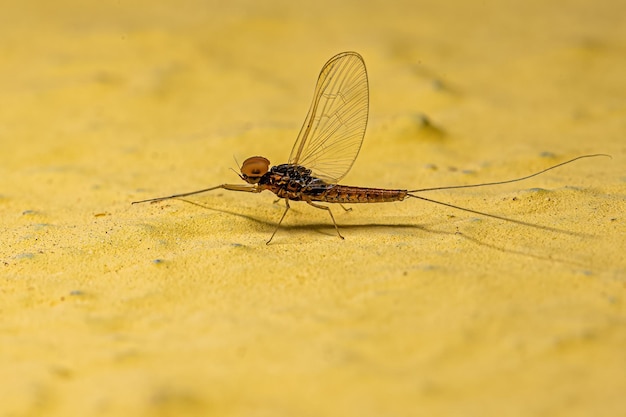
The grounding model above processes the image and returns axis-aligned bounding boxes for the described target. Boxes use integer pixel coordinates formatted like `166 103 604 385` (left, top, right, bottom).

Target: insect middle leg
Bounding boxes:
267 198 291 245
306 201 344 240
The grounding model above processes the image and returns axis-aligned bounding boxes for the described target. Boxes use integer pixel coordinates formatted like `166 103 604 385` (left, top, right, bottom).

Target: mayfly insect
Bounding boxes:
133 51 606 244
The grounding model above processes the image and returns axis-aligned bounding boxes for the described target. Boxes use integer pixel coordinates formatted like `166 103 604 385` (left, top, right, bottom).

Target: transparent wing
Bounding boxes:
288 51 369 183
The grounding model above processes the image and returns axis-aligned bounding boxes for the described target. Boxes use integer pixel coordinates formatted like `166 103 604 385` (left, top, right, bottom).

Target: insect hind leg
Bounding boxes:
306 201 345 240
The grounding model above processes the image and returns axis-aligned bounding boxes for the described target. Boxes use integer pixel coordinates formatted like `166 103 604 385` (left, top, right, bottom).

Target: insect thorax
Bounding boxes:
259 164 330 201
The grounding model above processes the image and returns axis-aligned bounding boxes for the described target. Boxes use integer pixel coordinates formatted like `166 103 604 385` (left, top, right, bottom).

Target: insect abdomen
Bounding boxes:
313 185 408 203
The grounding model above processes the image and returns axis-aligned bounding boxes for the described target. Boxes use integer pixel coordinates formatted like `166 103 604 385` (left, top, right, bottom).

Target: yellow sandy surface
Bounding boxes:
2 1 625 416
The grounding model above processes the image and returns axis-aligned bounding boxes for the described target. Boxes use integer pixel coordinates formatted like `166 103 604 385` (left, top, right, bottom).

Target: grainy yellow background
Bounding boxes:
1 1 625 416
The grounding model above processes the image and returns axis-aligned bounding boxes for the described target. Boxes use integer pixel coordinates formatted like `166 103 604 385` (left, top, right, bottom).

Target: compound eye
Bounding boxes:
241 156 270 183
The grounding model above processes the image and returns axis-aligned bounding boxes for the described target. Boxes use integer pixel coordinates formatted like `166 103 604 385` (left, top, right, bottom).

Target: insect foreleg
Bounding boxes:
132 184 259 204
221 184 261 193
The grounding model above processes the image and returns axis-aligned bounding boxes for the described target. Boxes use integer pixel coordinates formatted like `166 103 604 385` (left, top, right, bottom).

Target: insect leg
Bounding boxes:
339 204 352 212
132 184 259 204
267 198 291 245
306 201 344 240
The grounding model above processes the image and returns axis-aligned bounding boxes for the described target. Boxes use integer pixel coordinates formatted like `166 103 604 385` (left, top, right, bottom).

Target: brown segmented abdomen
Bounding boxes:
311 185 408 203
